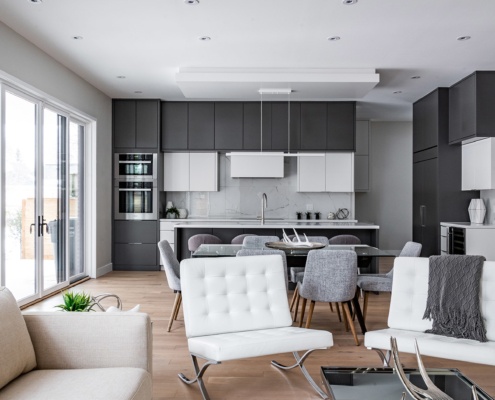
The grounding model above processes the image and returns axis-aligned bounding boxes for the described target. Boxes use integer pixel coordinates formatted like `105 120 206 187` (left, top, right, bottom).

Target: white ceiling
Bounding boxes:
1 0 495 120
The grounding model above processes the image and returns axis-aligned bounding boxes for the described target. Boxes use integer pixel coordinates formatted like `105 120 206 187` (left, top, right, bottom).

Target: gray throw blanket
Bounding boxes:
423 255 487 342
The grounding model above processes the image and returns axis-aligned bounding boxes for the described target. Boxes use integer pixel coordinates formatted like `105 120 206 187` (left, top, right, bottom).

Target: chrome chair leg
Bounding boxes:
178 354 219 400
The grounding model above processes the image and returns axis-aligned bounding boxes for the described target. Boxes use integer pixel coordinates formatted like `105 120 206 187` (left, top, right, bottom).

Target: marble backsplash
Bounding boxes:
163 154 354 220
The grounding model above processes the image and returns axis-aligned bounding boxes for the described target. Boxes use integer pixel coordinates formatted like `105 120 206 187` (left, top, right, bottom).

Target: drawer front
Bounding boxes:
440 235 447 252
160 230 175 243
114 221 157 243
160 221 176 230
115 243 157 265
440 225 447 237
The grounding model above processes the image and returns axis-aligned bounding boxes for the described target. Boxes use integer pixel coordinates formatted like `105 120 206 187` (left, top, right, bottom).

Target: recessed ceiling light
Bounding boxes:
457 35 471 41
411 76 421 79
184 0 199 4
327 36 341 41
393 91 402 94
117 76 126 79
73 36 83 40
342 0 357 4
28 0 42 3
134 91 143 94
199 36 211 41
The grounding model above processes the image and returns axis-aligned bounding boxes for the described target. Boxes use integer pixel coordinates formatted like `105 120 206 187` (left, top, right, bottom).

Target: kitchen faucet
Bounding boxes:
261 193 267 224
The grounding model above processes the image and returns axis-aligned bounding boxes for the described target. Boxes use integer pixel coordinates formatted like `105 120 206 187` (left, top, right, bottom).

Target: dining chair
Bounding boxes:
157 240 182 332
242 235 279 248
231 233 257 244
357 241 422 321
178 254 333 400
296 249 360 345
328 234 361 245
236 248 288 289
187 234 222 255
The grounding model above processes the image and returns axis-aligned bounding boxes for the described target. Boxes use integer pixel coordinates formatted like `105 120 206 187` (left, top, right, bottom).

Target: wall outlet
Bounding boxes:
306 204 313 211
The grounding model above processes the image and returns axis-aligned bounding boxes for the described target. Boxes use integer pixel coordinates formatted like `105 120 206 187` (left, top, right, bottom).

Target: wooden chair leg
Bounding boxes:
305 300 316 329
363 291 369 323
173 292 182 320
298 297 307 328
168 292 181 332
293 290 301 322
343 301 360 346
329 302 334 312
335 302 342 322
290 286 299 311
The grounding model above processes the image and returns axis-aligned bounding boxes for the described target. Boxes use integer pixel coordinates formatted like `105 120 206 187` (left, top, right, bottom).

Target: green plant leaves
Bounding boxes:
55 291 95 312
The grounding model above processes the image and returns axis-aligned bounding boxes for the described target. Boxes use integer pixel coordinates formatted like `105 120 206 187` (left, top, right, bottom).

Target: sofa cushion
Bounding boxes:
0 287 36 390
0 368 152 400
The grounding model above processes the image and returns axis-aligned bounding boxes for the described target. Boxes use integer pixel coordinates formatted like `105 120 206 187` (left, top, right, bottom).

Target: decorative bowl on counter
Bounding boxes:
265 241 326 251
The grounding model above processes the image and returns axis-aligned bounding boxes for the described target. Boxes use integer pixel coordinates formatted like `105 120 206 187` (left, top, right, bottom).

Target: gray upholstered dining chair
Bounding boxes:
328 234 361 245
187 233 222 255
236 248 288 289
158 240 182 332
231 233 257 244
357 241 422 321
296 249 360 345
242 235 279 248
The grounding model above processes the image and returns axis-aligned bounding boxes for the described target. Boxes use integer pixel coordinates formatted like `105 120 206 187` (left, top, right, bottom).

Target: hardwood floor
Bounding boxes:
27 262 495 400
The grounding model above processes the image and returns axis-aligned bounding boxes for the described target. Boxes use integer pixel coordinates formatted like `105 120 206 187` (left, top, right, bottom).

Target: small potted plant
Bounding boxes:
165 206 180 219
55 291 96 312
305 211 312 219
314 211 321 220
296 212 302 220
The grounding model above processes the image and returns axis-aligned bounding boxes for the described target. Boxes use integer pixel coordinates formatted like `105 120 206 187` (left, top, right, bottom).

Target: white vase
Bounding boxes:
178 208 188 219
468 198 486 224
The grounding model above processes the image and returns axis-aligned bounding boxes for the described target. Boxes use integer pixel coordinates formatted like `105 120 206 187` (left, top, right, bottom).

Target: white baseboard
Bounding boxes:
96 263 113 278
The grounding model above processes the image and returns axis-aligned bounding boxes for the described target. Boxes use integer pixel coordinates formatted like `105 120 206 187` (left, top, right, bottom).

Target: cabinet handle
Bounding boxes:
128 242 143 245
420 205 426 227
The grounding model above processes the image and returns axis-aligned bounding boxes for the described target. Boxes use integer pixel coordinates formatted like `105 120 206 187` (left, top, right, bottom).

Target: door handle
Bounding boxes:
420 205 426 227
29 223 36 234
38 216 49 236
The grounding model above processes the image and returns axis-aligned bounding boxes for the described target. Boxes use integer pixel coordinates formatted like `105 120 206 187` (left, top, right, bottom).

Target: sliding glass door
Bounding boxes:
1 86 86 305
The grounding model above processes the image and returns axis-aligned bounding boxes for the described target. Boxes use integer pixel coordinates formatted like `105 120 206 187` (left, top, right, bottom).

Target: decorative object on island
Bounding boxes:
327 212 336 220
305 211 312 219
296 211 302 220
336 208 350 219
166 206 180 219
468 198 486 224
314 211 321 220
178 208 188 219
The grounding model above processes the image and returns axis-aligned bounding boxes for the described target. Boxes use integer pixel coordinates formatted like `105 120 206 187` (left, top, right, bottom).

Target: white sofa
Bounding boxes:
0 287 153 400
364 257 495 366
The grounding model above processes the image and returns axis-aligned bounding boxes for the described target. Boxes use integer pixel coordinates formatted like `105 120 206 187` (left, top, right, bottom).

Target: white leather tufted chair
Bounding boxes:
178 255 333 400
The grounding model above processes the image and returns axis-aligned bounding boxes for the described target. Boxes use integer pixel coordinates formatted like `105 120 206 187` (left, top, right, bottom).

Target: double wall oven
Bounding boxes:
114 153 158 220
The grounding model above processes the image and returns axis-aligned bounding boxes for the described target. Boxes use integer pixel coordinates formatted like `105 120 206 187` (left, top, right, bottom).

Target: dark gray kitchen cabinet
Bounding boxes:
327 102 355 151
300 103 327 150
113 220 159 271
188 102 215 150
412 88 476 256
449 71 495 144
271 102 300 151
243 102 272 150
215 102 243 150
113 99 159 150
161 102 188 150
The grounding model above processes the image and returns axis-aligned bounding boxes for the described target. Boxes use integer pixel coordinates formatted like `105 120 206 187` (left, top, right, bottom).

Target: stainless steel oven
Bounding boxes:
114 181 158 220
114 153 157 181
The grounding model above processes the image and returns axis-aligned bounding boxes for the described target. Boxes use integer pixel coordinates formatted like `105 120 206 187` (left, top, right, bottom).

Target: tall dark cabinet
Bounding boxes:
412 88 477 256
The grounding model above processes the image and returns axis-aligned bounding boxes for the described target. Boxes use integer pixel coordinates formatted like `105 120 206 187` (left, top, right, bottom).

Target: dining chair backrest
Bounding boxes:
158 240 181 291
187 234 222 253
386 241 422 278
236 249 288 288
328 235 361 245
242 235 279 248
231 233 257 245
299 250 357 303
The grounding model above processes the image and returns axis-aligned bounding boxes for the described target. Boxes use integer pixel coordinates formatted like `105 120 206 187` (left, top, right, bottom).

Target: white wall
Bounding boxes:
355 121 412 249
0 21 112 277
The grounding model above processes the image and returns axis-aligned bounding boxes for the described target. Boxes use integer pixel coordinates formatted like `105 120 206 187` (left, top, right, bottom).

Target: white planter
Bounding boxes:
468 198 486 224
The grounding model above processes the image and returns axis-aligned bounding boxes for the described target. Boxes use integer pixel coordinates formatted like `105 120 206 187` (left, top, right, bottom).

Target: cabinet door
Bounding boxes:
327 102 355 151
188 102 215 150
297 154 326 192
354 155 369 192
271 102 300 151
300 103 327 150
190 152 218 191
325 153 354 192
422 157 439 256
462 142 477 190
136 100 159 148
113 100 136 149
243 102 271 150
413 91 440 152
412 161 423 247
163 153 190 191
114 220 158 243
161 102 188 150
214 102 243 150
449 74 476 144
355 121 369 156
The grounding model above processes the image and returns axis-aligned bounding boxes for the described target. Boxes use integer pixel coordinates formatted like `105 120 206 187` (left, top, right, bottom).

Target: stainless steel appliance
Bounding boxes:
114 181 158 220
114 153 157 181
441 223 495 260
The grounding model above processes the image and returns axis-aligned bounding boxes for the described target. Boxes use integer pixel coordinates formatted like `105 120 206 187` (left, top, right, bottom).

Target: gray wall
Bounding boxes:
481 190 495 224
0 21 112 277
355 121 412 249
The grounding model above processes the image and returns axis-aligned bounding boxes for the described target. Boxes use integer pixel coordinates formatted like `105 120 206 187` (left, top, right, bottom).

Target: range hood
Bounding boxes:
229 152 284 178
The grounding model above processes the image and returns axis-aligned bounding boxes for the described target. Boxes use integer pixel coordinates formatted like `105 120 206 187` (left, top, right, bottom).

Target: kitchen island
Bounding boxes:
172 220 380 267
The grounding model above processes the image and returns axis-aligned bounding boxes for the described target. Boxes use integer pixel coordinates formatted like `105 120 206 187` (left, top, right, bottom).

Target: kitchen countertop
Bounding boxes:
171 220 379 229
441 222 495 229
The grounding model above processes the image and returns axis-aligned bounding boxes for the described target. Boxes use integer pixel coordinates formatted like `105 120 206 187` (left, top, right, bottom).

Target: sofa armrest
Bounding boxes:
22 312 152 373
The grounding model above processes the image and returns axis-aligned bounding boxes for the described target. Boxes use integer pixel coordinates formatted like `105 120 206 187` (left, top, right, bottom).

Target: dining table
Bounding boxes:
192 243 400 334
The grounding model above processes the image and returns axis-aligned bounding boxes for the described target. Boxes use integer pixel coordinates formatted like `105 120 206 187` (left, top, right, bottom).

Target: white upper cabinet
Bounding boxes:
462 138 495 190
164 152 218 192
297 152 354 192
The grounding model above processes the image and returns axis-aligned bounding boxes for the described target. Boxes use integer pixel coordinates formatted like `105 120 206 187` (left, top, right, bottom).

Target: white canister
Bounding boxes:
178 208 188 219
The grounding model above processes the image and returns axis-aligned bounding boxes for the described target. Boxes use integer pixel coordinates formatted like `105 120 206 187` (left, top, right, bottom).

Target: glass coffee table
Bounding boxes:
320 367 493 400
